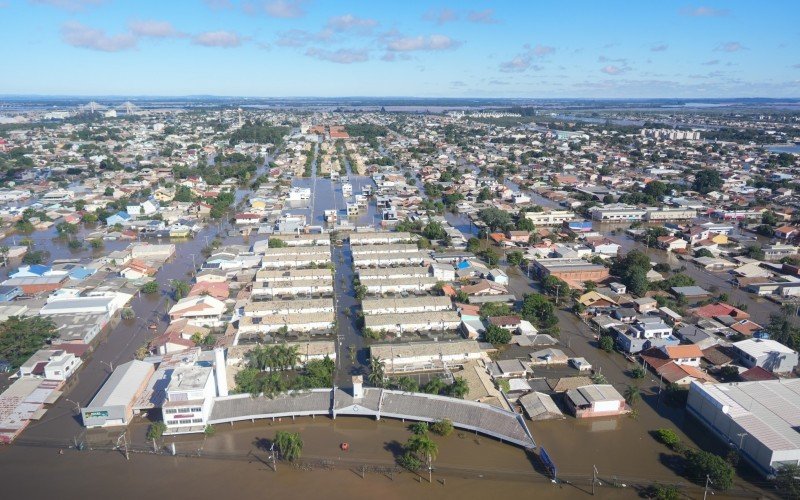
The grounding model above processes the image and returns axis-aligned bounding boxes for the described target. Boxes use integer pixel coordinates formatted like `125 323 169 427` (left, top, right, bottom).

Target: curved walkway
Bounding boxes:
208 387 535 449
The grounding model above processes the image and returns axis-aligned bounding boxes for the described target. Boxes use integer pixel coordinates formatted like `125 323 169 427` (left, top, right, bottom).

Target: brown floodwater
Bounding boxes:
0 415 772 499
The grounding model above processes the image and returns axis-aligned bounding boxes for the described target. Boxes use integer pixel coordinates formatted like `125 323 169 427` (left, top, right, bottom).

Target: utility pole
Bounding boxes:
703 475 713 500
270 442 277 472
592 464 599 495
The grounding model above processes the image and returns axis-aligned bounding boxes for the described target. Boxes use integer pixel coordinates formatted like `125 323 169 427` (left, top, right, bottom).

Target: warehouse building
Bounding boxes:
687 379 800 476
532 258 609 286
361 296 453 315
364 310 461 335
81 360 155 428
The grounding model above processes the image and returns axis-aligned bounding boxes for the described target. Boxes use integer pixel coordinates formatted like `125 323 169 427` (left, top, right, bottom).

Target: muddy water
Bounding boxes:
0 416 643 500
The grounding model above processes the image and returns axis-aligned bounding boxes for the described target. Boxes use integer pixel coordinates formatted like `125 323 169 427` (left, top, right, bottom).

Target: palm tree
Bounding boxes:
406 434 438 482
368 356 385 387
624 385 641 407
274 431 303 461
447 377 469 399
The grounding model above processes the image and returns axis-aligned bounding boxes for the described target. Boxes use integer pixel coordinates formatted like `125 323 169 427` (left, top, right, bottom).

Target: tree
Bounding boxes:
481 248 499 266
89 238 104 249
22 250 46 265
599 335 615 352
520 293 558 329
409 422 429 435
631 365 646 379
422 221 447 240
692 169 723 194
541 275 570 299
626 267 650 297
82 212 98 224
466 237 482 253
171 280 191 301
430 419 454 437
141 281 159 294
368 356 385 387
121 308 135 320
506 250 523 266
683 450 734 490
744 244 765 260
422 377 447 395
0 316 58 368
146 421 166 441
484 324 512 345
624 385 641 406
654 428 682 450
274 431 303 461
479 302 512 318
406 434 438 475
774 464 800 500
694 248 714 258
268 238 288 248
643 180 668 200
394 376 419 392
446 377 469 399
478 207 512 232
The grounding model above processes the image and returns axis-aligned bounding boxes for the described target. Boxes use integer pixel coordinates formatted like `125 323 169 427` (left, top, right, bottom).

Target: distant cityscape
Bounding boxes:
2 0 800 498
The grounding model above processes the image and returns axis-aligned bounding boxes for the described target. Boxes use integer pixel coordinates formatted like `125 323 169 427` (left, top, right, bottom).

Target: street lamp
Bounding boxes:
64 398 81 413
99 360 114 373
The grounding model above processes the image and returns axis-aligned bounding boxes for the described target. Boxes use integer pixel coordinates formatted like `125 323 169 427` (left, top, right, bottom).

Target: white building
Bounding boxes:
162 365 217 434
589 204 647 222
525 210 577 226
18 349 82 381
687 379 800 477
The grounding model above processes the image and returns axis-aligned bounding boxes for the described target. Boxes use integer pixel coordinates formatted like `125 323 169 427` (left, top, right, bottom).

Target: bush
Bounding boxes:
684 450 734 491
654 428 681 450
398 451 422 471
121 308 135 320
430 419 453 437
146 421 166 441
141 281 159 294
409 422 429 435
204 425 215 437
599 335 614 352
631 365 646 379
644 484 681 500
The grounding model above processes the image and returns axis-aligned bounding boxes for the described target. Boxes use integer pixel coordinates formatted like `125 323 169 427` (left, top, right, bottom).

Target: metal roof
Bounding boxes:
87 360 153 408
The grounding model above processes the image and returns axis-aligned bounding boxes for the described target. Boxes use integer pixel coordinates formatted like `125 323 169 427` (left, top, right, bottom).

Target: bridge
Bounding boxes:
208 387 536 449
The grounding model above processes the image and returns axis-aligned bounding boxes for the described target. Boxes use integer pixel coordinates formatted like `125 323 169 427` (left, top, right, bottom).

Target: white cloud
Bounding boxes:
386 34 460 52
61 21 137 52
680 6 730 17
650 43 668 52
305 47 368 64
422 8 458 25
601 65 626 75
326 14 378 33
129 20 182 38
275 29 325 47
252 0 307 18
467 9 500 24
498 44 554 72
192 30 242 48
702 59 720 65
30 0 105 11
716 41 746 52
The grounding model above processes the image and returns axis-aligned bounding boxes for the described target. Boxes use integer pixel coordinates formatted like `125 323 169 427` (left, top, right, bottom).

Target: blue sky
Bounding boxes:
1 0 798 97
